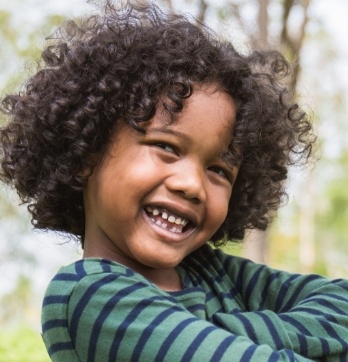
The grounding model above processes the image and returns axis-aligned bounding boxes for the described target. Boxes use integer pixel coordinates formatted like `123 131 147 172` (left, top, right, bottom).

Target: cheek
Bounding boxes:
209 190 231 228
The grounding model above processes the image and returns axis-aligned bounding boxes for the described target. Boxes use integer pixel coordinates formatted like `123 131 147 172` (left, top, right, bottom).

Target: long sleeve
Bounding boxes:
42 258 314 362
198 248 348 361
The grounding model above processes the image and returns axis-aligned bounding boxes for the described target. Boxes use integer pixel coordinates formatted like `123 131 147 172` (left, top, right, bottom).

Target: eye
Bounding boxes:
155 143 176 154
209 166 230 180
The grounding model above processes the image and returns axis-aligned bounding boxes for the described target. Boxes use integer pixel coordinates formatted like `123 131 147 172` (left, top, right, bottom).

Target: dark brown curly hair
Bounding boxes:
0 1 315 246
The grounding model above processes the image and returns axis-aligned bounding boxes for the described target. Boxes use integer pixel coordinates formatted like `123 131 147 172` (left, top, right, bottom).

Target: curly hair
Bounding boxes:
0 0 315 246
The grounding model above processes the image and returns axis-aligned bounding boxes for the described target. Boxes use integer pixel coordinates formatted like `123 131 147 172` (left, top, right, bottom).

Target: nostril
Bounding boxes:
165 167 206 202
176 189 202 204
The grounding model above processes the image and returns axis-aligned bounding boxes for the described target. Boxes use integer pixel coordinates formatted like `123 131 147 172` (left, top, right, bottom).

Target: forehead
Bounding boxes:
148 85 237 148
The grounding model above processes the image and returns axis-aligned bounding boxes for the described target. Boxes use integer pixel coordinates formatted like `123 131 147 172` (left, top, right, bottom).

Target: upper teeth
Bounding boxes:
145 206 188 226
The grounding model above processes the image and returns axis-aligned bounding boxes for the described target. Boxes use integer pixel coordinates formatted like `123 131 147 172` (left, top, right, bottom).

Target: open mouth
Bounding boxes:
145 206 193 234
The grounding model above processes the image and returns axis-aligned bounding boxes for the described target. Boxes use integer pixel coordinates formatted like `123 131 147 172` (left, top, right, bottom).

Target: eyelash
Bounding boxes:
152 142 232 182
154 142 177 154
209 166 230 180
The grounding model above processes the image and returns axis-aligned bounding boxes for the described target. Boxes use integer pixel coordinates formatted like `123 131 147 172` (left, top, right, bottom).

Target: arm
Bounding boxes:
211 249 348 361
65 272 314 362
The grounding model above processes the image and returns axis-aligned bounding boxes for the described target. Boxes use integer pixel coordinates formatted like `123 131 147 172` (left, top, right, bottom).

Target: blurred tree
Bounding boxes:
1 2 347 325
155 0 347 271
213 0 313 264
0 274 32 325
315 151 348 276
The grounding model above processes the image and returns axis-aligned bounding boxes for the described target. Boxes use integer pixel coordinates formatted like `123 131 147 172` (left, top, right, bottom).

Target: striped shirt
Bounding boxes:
41 244 348 361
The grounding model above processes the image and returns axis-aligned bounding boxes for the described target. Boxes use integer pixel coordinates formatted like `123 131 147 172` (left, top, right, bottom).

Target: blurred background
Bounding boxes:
0 0 347 360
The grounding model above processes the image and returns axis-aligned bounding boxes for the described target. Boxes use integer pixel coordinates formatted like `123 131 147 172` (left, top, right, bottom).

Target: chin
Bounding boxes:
145 256 184 270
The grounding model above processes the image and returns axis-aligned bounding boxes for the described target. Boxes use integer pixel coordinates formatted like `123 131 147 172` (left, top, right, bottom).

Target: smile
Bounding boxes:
145 206 190 234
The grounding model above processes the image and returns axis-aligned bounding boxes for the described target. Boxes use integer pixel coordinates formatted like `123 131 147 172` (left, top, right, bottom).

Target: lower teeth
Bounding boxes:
147 210 184 233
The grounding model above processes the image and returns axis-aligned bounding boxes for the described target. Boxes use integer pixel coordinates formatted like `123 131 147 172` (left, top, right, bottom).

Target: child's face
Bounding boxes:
83 84 238 276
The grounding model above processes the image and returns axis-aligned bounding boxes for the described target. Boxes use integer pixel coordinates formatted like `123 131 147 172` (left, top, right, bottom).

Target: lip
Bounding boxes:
142 210 196 242
144 200 199 227
142 201 199 241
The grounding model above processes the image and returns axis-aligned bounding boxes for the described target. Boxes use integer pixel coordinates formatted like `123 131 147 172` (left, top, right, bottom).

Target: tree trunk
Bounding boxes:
298 171 316 273
258 0 269 48
243 0 269 264
243 229 268 264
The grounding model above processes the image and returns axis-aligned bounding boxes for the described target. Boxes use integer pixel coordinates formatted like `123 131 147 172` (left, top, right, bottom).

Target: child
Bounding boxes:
1 1 348 361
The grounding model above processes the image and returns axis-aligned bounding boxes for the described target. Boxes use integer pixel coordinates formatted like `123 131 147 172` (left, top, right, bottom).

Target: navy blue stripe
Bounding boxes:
220 290 240 303
207 272 224 287
319 319 348 350
293 333 309 355
235 259 250 295
132 306 184 360
108 296 163 361
255 311 284 349
209 335 236 361
232 313 258 342
280 275 322 312
278 316 310 354
207 307 224 321
280 314 312 334
43 295 70 305
240 344 257 361
186 303 205 314
180 325 216 361
206 288 240 308
267 351 282 362
213 256 241 300
284 349 296 361
52 273 81 282
128 269 136 277
260 272 281 310
87 282 147 362
274 274 299 312
100 260 112 273
154 317 198 362
290 306 335 318
99 259 116 267
75 260 87 277
227 286 241 301
205 290 215 303
42 318 68 332
213 306 225 315
334 280 348 292
300 297 344 317
306 292 348 304
188 271 204 288
70 274 119 345
319 337 331 355
245 265 264 302
49 341 74 355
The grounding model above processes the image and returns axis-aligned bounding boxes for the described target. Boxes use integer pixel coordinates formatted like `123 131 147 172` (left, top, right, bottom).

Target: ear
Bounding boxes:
77 166 93 178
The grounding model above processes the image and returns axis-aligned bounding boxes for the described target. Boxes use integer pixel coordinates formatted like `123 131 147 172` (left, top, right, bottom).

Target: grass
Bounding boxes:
0 325 49 362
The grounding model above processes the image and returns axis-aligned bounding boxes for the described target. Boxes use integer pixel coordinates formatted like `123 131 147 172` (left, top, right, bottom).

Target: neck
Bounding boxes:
83 247 182 292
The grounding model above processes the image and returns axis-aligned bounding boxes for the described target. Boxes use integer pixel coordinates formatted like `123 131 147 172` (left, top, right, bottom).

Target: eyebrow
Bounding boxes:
145 127 191 142
146 126 238 172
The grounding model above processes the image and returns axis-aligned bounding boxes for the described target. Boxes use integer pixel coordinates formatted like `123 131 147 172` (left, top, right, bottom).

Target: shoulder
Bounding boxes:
42 258 163 304
41 258 175 361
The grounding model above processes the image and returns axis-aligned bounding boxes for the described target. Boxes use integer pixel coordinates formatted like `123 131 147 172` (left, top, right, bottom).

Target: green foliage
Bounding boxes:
0 275 33 325
0 325 49 362
316 152 348 254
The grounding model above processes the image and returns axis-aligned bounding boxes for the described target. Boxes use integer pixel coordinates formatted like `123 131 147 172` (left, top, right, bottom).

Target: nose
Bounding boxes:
165 161 206 203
